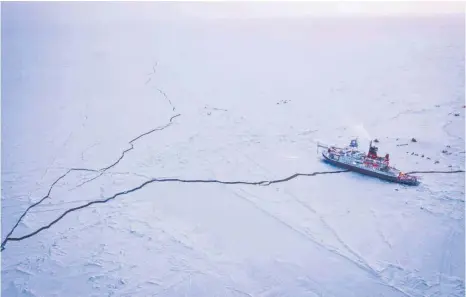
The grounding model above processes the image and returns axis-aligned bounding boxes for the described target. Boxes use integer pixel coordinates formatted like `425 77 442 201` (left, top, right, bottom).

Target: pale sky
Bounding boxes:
176 1 465 18
3 1 465 26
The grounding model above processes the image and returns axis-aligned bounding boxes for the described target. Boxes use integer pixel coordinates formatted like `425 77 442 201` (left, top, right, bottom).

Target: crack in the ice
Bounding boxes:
405 170 465 174
0 168 98 250
370 210 393 250
1 114 181 251
72 114 181 189
80 142 100 162
102 171 155 181
145 62 158 76
145 62 176 112
156 88 176 112
389 108 432 121
3 63 179 251
6 164 458 251
1 169 349 250
106 114 181 171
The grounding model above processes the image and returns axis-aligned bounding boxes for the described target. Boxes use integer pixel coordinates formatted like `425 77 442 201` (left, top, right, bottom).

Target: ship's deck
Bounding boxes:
324 149 398 177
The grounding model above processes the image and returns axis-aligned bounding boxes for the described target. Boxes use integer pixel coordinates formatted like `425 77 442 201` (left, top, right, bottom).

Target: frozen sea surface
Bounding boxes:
2 3 465 297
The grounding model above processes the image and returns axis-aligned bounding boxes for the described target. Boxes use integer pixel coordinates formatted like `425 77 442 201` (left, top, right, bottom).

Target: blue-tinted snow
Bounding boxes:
2 2 465 297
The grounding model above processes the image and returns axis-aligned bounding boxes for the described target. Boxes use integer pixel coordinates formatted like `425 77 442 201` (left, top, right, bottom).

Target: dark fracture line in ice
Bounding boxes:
1 114 181 251
3 164 464 251
146 62 158 76
73 114 181 189
156 88 176 112
1 169 349 250
405 170 465 174
2 65 180 251
145 62 176 112
104 113 181 171
64 64 178 190
0 168 98 251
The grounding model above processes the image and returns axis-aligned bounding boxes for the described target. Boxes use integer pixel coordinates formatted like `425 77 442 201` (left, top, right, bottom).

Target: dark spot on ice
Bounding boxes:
447 145 451 148
411 152 414 155
395 189 399 191
411 138 417 142
421 155 424 157
427 157 431 160
435 160 440 164
373 138 379 143
454 113 460 116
